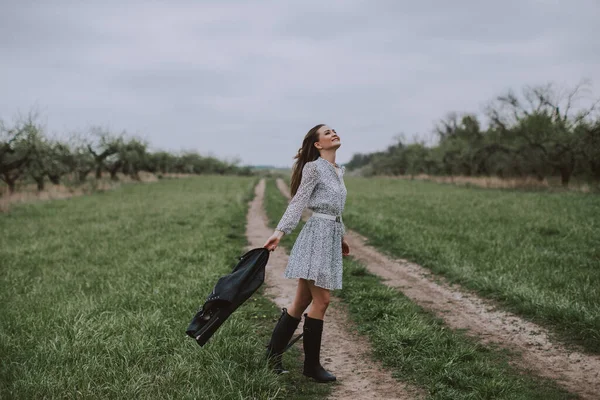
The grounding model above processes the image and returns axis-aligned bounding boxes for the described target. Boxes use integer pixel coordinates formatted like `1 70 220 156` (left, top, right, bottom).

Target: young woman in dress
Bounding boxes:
262 123 350 383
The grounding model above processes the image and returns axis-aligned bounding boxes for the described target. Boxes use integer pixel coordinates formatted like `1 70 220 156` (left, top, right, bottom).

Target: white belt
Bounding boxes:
312 212 342 222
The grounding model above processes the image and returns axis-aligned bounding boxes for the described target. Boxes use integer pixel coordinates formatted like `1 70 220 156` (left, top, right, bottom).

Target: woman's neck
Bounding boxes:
319 151 337 166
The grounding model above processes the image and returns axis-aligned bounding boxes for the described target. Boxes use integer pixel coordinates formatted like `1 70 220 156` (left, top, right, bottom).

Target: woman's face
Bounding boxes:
315 125 341 150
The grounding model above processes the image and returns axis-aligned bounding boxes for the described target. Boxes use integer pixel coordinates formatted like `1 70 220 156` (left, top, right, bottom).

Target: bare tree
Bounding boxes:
486 80 599 186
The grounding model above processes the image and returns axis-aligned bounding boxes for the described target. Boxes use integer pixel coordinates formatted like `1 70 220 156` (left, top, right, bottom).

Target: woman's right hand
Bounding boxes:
263 231 284 251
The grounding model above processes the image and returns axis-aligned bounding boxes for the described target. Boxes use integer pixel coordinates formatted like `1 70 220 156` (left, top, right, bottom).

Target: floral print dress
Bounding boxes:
275 156 347 290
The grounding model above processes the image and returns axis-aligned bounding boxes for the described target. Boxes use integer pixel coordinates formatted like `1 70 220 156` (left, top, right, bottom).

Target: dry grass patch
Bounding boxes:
0 172 163 212
382 174 597 192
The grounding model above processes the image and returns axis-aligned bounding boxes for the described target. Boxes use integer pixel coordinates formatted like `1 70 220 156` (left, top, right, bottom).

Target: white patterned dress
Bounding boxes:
275 156 347 290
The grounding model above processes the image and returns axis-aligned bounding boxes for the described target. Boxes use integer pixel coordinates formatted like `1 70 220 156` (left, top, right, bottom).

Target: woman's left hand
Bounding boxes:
342 238 350 256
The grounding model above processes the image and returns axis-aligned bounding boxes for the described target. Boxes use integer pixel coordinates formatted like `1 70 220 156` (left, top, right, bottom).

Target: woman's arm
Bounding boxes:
274 162 319 235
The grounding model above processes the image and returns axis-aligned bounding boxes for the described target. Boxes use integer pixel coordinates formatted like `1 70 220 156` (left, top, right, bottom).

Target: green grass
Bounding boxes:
335 177 600 354
265 178 577 399
0 176 330 399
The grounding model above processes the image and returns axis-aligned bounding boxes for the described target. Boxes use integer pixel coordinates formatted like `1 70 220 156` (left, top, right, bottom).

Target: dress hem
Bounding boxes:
282 272 342 290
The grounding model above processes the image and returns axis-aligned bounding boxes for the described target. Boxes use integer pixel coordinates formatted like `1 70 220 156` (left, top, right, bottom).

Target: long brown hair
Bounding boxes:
290 124 325 197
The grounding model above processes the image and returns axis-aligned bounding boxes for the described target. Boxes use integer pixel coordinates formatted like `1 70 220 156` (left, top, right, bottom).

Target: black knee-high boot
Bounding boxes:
302 313 336 382
265 307 301 374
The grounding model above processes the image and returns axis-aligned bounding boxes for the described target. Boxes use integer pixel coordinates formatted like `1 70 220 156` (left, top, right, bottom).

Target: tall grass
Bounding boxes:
0 176 328 399
339 176 600 353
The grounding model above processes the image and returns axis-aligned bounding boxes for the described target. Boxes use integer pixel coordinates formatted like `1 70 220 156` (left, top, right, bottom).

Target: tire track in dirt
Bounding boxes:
246 179 423 400
276 178 600 400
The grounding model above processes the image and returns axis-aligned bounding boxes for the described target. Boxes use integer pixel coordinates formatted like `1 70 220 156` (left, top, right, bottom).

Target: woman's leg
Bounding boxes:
287 278 313 319
305 279 330 320
265 278 311 374
301 279 335 382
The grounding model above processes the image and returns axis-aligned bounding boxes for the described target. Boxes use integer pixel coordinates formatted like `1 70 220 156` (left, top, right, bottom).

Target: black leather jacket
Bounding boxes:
186 247 269 346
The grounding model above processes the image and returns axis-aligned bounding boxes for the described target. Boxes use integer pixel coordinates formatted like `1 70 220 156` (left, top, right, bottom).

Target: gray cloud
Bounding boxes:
1 0 599 167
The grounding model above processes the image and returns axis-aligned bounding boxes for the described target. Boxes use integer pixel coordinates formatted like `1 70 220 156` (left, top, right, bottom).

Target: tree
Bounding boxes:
404 143 432 178
345 153 374 170
0 115 36 193
435 113 486 176
146 151 176 174
87 127 124 179
577 119 600 182
486 80 599 186
119 138 148 180
45 141 74 185
68 134 96 183
25 125 51 191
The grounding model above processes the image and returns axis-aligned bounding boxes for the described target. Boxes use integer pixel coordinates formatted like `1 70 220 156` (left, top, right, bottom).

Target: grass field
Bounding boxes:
3 173 597 399
0 176 329 399
332 176 600 354
264 178 578 399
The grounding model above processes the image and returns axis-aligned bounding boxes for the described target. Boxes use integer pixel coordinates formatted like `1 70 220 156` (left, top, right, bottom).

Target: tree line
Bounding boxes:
346 81 600 187
0 113 253 194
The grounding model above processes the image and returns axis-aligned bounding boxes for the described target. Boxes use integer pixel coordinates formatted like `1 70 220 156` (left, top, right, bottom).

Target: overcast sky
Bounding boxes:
1 1 599 167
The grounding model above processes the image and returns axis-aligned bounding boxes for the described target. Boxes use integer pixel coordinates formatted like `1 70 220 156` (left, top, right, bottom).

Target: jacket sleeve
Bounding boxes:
341 216 346 236
275 161 318 235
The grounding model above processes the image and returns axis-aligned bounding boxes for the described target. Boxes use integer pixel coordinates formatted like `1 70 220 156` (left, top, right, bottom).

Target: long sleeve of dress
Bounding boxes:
275 161 319 235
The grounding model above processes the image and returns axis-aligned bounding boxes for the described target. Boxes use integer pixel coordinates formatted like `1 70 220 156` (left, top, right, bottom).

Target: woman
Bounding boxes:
262 123 350 383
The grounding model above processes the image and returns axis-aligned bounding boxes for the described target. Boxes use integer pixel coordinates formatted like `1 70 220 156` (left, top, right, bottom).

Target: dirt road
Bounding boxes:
245 179 423 400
